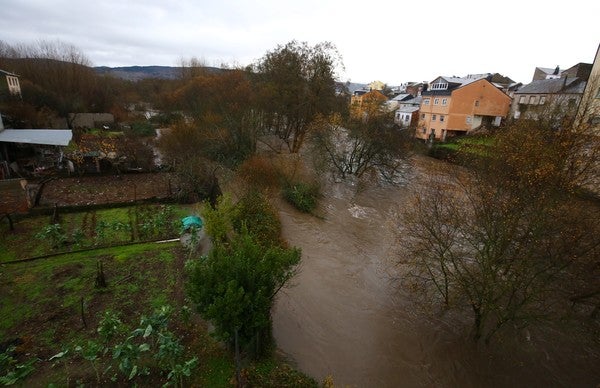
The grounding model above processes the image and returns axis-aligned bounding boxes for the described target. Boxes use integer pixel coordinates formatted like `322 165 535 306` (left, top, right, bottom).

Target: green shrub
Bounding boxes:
233 191 281 247
201 195 236 244
35 224 67 249
282 182 319 213
245 360 318 388
126 122 155 137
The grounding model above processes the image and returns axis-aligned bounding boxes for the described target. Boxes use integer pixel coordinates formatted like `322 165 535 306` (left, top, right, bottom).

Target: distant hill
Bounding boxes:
94 65 224 81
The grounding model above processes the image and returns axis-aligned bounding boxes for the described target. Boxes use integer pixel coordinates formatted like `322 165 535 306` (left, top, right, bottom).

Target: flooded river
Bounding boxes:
272 157 600 387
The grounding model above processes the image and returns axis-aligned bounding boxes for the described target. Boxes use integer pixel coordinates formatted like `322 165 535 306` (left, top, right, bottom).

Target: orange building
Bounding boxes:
417 76 512 141
350 89 388 118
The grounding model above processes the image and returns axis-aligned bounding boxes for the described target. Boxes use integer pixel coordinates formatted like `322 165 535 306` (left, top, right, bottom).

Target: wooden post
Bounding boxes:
81 297 87 328
51 203 59 224
4 213 14 231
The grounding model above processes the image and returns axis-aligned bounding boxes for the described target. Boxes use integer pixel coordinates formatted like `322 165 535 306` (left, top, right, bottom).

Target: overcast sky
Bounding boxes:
1 0 598 85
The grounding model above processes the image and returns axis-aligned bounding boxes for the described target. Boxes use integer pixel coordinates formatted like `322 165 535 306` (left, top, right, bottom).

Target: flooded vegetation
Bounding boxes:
273 155 600 387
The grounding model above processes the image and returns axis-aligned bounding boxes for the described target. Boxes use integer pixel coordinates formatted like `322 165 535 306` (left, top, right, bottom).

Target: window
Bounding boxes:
434 98 440 105
421 113 426 119
422 128 427 134
474 100 480 107
404 115 409 122
396 112 400 120
432 114 437 121
431 82 448 90
423 98 430 105
440 115 445 122
519 96 526 104
442 98 447 106
529 96 537 104
466 116 472 124
539 96 546 105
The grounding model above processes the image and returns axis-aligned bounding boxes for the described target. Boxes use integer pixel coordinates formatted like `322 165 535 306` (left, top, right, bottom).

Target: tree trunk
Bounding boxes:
472 304 483 342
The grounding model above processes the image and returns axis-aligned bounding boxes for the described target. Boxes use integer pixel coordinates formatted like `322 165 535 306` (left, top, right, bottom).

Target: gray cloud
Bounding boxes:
1 0 598 84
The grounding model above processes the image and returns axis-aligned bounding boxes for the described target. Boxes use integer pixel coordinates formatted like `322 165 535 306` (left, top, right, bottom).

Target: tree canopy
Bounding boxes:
254 41 343 152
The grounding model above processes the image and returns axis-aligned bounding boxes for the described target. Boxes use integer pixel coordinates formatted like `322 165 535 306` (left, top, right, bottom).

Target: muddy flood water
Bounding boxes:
272 156 600 387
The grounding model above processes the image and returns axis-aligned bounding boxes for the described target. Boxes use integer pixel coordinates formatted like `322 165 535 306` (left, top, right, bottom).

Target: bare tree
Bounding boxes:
311 106 410 181
178 56 209 81
0 40 99 128
398 121 600 344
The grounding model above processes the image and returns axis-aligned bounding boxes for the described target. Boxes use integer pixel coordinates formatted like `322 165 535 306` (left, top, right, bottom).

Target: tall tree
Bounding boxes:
165 69 260 166
254 41 342 152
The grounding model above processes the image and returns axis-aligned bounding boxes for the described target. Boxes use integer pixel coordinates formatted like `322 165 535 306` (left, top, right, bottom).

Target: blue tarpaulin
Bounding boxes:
181 215 203 231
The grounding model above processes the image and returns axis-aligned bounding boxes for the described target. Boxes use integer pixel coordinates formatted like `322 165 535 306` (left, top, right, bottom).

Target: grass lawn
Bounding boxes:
0 213 316 386
0 204 191 263
432 135 495 158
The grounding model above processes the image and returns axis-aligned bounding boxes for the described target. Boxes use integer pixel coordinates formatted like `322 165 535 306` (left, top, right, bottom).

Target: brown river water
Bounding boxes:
272 156 600 387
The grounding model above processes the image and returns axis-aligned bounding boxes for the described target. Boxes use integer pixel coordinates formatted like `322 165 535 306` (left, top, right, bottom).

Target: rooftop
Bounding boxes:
515 77 585 94
0 69 19 77
0 129 72 146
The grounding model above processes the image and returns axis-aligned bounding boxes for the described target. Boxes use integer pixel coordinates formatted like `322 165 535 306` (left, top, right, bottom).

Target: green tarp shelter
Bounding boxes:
181 215 203 231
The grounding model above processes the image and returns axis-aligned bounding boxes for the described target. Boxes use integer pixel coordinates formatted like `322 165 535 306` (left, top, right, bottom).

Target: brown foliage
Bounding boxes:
399 119 600 343
237 155 281 192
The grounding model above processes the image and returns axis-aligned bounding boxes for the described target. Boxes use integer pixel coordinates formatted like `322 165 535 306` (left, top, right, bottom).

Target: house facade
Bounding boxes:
394 96 422 128
368 80 385 91
576 44 600 133
0 69 21 101
511 77 587 121
385 93 413 111
350 89 388 118
417 76 511 141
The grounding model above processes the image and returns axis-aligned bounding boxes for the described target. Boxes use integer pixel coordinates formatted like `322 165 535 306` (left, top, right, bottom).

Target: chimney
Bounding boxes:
553 65 560 75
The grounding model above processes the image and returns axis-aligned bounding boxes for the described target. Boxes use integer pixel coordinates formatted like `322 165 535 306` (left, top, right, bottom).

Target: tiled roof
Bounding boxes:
515 77 584 94
402 96 422 105
397 106 420 113
391 93 412 101
536 67 556 75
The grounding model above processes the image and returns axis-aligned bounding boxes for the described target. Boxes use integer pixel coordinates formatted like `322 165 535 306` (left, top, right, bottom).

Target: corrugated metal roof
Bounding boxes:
0 129 72 146
402 96 422 105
